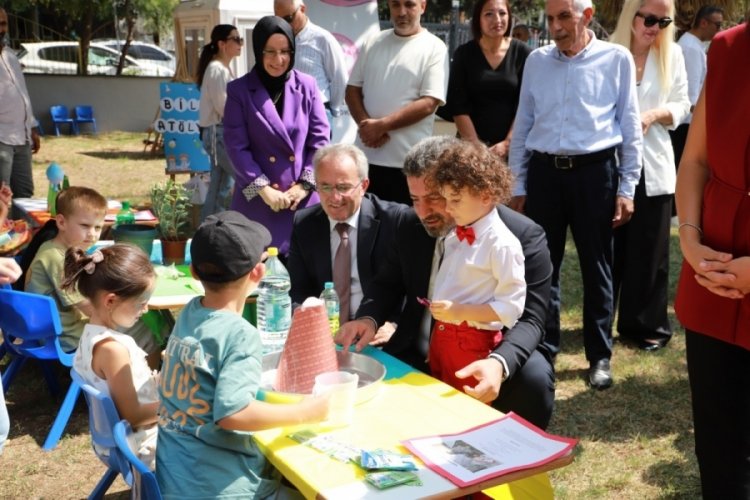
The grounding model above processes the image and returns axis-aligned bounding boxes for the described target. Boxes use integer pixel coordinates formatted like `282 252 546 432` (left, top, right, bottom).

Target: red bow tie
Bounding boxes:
456 225 476 245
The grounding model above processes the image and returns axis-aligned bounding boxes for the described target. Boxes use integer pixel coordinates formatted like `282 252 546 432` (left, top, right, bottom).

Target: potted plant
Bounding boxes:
150 179 193 264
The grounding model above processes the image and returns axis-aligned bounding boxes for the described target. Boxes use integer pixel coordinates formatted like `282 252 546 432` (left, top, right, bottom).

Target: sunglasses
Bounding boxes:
225 36 244 44
281 7 299 24
634 12 673 29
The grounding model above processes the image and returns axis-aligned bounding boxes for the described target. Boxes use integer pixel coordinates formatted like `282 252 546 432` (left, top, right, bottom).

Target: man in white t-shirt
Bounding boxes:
345 0 448 205
671 5 723 169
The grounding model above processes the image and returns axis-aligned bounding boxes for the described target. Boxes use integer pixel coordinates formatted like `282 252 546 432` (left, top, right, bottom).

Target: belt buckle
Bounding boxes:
554 156 574 170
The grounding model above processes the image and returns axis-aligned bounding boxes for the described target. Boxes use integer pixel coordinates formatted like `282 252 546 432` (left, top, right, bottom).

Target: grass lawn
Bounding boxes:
0 132 700 498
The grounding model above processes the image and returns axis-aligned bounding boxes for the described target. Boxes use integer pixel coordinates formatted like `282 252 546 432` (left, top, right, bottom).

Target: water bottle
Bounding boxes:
256 247 292 354
115 201 135 228
319 282 340 335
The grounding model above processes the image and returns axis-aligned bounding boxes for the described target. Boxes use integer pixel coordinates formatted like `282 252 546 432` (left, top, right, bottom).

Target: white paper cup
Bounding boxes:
313 371 359 427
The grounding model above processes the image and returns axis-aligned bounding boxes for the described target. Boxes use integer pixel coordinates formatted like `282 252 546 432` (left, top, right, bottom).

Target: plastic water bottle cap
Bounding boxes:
324 282 334 289
267 247 279 257
122 201 131 210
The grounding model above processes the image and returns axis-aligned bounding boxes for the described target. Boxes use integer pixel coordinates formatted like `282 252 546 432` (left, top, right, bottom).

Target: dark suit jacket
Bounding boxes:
357 205 552 378
287 193 408 310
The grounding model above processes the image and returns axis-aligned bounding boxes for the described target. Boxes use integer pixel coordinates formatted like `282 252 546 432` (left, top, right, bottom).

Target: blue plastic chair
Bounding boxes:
71 370 138 499
0 288 81 450
74 105 97 134
113 420 162 500
50 105 78 136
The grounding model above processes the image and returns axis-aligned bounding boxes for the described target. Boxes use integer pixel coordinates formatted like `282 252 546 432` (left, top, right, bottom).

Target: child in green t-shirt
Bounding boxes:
157 211 329 499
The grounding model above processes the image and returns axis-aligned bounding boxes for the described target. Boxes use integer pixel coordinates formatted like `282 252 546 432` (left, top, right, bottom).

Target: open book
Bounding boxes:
403 412 577 488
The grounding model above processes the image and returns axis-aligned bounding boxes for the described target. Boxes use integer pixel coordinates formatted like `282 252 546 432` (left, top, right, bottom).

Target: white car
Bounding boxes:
17 41 173 77
97 40 176 74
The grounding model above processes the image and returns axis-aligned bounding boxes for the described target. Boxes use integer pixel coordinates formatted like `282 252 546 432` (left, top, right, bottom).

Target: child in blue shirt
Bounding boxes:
156 211 329 499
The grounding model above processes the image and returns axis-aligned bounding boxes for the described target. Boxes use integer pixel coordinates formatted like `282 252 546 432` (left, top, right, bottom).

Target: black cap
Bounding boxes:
191 211 271 283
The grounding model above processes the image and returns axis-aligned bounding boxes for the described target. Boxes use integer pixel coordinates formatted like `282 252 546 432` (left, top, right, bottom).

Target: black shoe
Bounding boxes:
588 359 613 390
639 339 668 352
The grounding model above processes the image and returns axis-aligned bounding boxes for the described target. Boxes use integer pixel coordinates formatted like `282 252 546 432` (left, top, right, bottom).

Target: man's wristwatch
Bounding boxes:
298 180 315 192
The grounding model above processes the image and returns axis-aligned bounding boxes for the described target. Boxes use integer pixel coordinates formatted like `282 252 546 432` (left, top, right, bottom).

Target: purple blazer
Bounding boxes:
224 68 330 254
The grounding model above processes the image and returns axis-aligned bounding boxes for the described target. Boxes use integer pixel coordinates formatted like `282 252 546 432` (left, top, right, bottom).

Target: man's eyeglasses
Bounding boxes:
634 12 673 29
225 36 244 44
262 49 293 58
281 8 299 24
319 181 363 196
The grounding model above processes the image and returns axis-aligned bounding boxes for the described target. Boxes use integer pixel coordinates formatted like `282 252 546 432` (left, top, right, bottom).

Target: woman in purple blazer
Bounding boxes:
224 16 330 255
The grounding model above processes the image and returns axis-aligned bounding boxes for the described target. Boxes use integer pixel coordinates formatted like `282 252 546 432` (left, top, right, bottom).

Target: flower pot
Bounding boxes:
113 224 157 258
161 238 187 265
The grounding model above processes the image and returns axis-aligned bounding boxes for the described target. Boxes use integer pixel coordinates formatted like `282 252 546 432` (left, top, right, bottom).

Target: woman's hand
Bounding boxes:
259 185 291 212
489 139 510 159
285 184 309 211
680 237 742 297
695 256 750 299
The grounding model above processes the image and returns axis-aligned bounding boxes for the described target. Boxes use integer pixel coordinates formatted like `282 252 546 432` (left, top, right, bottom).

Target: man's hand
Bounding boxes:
31 128 41 154
455 358 504 404
259 185 291 212
335 319 377 353
357 118 389 148
508 195 526 214
489 139 510 159
612 196 634 228
370 321 396 346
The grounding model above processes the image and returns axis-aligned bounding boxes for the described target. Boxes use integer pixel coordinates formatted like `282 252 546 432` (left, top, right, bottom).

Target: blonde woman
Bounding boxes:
609 0 689 351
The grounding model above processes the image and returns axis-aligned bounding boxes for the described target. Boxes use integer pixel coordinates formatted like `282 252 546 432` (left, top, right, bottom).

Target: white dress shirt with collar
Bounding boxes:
432 209 526 331
677 31 707 124
328 208 362 319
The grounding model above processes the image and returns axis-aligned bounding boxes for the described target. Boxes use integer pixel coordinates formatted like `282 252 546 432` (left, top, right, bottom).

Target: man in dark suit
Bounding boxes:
338 137 556 429
288 143 406 338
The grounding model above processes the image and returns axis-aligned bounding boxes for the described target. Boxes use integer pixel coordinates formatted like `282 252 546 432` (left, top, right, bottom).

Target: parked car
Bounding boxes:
97 40 176 74
17 41 173 77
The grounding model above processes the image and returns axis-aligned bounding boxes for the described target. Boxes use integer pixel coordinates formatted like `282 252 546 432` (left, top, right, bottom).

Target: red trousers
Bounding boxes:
428 321 502 393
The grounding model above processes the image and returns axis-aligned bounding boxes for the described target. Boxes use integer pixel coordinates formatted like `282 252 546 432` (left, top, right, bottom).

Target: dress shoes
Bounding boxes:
639 339 668 352
588 359 613 390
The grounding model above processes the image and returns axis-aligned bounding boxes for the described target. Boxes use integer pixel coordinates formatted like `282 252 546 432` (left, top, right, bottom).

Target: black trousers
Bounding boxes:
669 123 690 171
613 175 673 343
491 349 555 430
686 330 750 499
367 164 412 206
525 154 618 363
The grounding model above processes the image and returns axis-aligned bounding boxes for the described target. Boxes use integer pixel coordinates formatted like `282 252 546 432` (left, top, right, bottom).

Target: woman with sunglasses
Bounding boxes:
196 24 243 222
224 16 329 258
609 0 689 351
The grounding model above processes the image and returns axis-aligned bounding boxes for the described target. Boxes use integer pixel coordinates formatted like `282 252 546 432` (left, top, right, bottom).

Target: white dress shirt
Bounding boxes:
328 208 362 319
432 209 526 331
0 47 35 146
677 32 707 124
295 20 349 115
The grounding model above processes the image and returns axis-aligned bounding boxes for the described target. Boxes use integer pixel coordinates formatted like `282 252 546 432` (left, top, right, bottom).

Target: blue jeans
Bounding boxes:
199 125 235 223
0 141 34 219
0 382 8 454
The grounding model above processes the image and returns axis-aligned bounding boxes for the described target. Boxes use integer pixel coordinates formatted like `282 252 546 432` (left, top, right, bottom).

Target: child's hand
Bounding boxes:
430 300 460 322
303 393 331 422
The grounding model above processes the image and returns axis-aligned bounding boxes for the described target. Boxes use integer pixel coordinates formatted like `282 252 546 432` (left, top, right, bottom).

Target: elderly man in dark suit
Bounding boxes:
338 136 556 429
288 143 407 338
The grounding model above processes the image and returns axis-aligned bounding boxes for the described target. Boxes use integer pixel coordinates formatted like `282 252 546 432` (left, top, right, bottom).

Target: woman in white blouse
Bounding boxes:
196 24 243 222
609 0 690 351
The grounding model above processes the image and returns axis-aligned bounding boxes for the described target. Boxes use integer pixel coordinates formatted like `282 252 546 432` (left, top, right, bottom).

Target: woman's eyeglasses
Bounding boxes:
225 36 244 44
262 49 293 58
634 12 673 29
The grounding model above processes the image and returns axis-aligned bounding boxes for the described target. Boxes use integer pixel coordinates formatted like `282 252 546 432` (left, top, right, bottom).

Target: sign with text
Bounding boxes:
155 82 210 173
